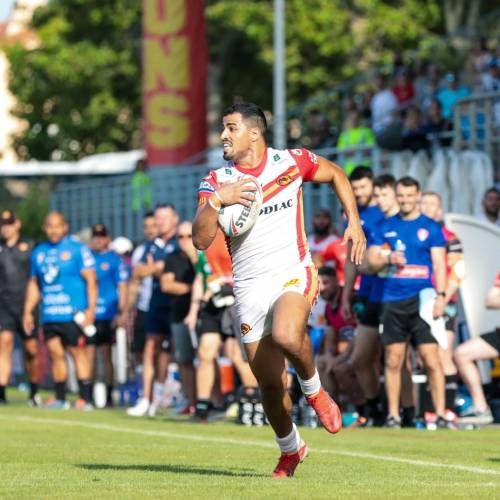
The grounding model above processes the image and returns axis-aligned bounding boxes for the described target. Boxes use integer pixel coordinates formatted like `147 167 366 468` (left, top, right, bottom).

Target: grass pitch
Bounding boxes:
0 394 499 499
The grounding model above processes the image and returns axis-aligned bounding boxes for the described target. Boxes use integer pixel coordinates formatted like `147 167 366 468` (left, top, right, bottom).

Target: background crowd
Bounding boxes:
0 165 498 429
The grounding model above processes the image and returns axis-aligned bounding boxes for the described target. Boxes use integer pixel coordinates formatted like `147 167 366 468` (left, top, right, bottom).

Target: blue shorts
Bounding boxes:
144 307 171 337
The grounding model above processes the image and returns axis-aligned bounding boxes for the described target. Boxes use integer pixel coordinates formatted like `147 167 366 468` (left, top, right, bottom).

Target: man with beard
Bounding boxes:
307 208 338 261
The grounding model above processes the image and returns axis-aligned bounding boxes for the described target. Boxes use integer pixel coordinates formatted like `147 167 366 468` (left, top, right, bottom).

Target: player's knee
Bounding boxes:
385 352 404 370
272 330 301 355
453 344 470 365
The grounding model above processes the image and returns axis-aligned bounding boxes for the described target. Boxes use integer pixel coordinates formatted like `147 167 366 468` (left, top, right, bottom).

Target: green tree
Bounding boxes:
5 0 142 162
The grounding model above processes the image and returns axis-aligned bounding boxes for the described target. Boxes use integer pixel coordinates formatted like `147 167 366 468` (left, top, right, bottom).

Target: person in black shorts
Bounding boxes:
0 210 39 405
23 212 97 410
454 271 500 425
161 221 198 412
127 204 179 417
367 177 449 428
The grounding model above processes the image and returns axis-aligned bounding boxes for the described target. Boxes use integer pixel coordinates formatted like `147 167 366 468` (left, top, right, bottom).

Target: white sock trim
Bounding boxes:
275 423 301 453
298 369 321 396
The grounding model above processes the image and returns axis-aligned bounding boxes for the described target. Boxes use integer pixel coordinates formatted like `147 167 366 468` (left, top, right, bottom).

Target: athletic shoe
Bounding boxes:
44 399 70 410
147 402 157 417
424 411 438 431
27 394 43 407
305 388 342 434
74 398 94 411
177 405 195 416
436 409 458 430
459 407 494 425
272 441 309 478
127 397 150 417
384 415 401 429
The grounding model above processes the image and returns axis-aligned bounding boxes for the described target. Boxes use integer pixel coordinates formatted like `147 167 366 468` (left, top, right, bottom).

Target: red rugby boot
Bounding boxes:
272 441 309 478
306 387 342 433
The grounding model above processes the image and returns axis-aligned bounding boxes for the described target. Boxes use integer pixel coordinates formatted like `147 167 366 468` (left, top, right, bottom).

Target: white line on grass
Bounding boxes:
1 415 500 477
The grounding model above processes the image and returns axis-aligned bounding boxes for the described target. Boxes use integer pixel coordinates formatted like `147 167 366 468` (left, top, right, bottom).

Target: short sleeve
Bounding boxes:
368 226 384 246
289 148 319 182
429 221 446 248
80 245 95 270
163 254 176 274
117 258 130 283
30 250 38 278
198 171 218 206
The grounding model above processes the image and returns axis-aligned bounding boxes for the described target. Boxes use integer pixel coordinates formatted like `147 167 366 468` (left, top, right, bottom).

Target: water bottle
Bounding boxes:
73 311 96 337
395 239 406 254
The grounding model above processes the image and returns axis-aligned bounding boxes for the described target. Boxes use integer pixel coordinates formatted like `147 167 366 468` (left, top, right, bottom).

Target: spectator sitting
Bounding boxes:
476 187 500 227
436 73 470 120
392 69 416 108
415 63 443 112
370 73 399 136
302 111 336 150
422 99 452 147
401 106 430 152
481 57 500 92
336 109 375 176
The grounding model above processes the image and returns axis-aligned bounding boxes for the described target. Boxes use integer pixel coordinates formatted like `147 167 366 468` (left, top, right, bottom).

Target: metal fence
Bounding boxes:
51 163 346 242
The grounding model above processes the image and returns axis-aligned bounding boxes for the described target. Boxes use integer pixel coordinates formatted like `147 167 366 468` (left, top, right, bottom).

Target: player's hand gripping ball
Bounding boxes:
218 175 263 237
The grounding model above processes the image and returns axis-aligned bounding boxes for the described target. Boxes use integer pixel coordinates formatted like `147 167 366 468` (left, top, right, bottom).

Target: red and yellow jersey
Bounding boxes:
198 147 319 285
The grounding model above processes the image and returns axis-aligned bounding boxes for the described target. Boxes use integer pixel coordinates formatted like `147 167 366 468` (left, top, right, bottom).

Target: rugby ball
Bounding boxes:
218 175 263 237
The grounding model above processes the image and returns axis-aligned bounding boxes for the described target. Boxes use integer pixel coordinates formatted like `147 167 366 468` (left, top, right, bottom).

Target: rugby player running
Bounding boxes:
193 102 365 478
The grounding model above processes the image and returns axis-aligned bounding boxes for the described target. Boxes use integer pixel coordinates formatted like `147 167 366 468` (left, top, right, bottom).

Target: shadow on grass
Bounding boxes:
77 463 266 478
488 458 500 463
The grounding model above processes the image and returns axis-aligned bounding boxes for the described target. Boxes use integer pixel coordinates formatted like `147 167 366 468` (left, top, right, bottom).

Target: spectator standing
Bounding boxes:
370 73 399 136
127 204 179 417
87 224 129 407
436 73 470 121
422 99 452 148
160 221 198 413
476 187 500 227
367 177 448 428
421 192 464 413
392 70 416 108
23 212 97 409
0 210 39 406
128 212 157 362
336 109 375 176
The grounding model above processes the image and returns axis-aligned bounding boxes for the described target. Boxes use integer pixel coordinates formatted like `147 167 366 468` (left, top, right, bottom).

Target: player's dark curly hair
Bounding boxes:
223 102 267 134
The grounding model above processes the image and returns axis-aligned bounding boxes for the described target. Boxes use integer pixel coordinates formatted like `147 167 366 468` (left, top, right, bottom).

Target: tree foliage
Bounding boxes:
5 0 142 162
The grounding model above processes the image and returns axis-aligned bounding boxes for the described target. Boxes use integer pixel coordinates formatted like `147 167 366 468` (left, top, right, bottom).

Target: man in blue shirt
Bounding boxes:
340 166 385 425
367 177 448 428
23 212 97 409
127 204 179 417
87 224 128 407
436 73 470 120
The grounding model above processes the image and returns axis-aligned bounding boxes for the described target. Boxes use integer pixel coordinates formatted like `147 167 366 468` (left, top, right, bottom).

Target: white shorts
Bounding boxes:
235 264 319 344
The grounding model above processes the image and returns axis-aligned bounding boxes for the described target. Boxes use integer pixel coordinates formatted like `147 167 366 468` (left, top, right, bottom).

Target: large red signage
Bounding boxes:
143 0 207 166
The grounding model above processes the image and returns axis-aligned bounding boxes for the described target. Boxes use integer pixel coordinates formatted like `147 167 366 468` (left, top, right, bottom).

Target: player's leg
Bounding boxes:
400 348 415 425
84 344 97 380
22 336 40 404
143 334 160 401
245 336 308 477
350 324 382 421
272 291 341 433
171 322 196 410
418 342 445 417
195 332 222 419
225 337 257 388
99 342 114 406
46 333 68 404
439 320 459 410
454 334 499 414
0 330 15 403
384 342 406 423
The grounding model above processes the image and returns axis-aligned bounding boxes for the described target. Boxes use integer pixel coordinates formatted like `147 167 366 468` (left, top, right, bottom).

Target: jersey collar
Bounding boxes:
233 147 268 177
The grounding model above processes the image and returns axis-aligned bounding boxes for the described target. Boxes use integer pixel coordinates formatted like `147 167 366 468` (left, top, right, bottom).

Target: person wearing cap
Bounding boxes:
87 224 129 407
0 210 39 406
23 212 97 410
436 73 470 120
